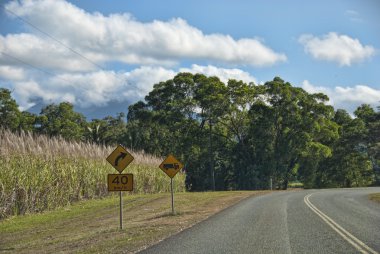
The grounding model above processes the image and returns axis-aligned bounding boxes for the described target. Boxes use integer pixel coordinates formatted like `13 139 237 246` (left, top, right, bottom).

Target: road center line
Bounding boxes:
304 193 378 254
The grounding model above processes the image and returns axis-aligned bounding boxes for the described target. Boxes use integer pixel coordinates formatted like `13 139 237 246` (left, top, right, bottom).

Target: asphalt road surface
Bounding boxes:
139 187 380 254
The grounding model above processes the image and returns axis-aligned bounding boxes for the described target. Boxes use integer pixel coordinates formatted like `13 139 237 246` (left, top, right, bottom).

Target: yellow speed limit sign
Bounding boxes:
107 174 133 191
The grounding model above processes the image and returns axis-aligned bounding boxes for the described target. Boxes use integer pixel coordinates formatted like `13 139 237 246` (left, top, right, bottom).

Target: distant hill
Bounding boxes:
27 100 130 120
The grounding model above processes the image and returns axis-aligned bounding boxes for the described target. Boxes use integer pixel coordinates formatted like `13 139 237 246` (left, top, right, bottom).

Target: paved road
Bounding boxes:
139 187 380 254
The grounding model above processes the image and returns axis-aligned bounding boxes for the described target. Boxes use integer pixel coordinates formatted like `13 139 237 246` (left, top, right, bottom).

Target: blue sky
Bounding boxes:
0 0 379 119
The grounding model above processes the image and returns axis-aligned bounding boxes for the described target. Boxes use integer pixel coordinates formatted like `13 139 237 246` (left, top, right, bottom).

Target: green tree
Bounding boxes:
126 73 232 190
354 104 380 184
246 78 338 189
124 74 376 191
18 111 37 132
37 102 87 141
0 88 21 131
319 108 375 187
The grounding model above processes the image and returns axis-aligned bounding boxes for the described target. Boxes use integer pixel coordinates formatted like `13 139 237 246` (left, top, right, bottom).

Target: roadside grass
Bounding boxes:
288 181 304 188
369 193 380 203
0 190 269 253
0 129 185 219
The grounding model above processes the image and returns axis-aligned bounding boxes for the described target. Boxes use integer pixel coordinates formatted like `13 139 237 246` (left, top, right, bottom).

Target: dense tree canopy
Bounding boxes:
1 74 379 190
0 88 21 131
37 102 87 140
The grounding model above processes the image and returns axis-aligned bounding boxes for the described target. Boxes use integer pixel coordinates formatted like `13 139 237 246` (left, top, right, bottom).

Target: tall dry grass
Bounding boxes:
0 129 161 164
0 129 186 219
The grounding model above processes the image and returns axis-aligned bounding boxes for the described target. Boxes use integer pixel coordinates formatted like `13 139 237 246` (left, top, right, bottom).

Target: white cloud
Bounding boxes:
345 10 363 23
1 64 256 111
0 0 276 114
0 34 95 72
124 66 176 97
0 66 26 81
180 64 257 84
302 80 333 104
2 0 286 68
299 32 375 66
302 80 380 113
12 80 65 110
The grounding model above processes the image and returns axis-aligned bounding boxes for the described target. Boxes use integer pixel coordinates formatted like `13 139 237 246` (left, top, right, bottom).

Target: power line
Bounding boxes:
1 6 151 114
3 7 145 92
4 7 104 70
0 51 73 84
0 51 145 112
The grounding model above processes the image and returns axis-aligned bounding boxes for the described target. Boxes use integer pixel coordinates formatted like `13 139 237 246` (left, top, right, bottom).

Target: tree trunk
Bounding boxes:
282 178 288 190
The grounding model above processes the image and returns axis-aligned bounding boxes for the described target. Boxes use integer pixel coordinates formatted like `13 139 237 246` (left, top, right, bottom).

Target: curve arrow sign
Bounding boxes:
115 152 127 166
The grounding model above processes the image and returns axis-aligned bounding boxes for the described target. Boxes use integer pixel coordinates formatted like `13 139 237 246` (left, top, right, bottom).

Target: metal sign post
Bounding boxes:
159 154 183 215
270 177 273 190
106 145 134 230
171 178 174 214
119 191 123 229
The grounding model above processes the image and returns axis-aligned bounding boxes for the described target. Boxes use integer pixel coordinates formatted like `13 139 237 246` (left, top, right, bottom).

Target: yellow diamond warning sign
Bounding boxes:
159 154 184 178
106 145 134 173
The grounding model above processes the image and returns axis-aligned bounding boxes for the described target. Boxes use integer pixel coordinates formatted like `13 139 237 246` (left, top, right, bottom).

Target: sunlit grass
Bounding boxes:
0 191 264 253
369 193 380 203
288 181 304 188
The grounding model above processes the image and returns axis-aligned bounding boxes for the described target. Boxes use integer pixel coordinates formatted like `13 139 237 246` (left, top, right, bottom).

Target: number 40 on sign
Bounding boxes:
108 174 133 191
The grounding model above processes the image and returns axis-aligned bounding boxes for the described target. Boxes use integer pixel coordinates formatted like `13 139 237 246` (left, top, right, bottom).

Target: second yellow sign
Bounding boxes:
159 154 184 178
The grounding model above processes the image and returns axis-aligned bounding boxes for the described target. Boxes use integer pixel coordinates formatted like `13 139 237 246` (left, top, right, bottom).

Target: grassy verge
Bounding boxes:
369 193 380 203
0 190 269 253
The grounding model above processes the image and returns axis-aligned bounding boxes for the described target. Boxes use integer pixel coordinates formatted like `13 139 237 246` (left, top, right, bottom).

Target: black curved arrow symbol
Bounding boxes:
115 152 127 166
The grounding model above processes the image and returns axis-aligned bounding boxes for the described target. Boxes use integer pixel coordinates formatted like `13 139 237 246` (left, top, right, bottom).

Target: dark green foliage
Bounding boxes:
124 74 378 190
19 111 37 132
0 88 21 131
37 102 87 141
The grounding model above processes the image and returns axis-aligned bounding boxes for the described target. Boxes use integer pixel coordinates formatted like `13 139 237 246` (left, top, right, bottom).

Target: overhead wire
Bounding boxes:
3 7 104 70
0 51 73 84
2 6 144 93
0 49 147 116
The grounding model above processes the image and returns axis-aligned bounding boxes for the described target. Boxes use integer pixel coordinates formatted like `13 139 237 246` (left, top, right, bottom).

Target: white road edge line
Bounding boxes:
304 193 378 254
